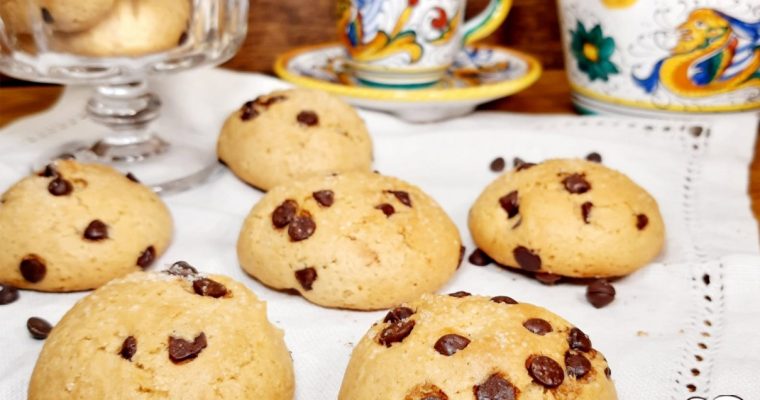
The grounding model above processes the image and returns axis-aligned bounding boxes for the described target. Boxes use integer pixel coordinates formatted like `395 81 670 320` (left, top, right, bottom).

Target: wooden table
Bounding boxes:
1 69 758 222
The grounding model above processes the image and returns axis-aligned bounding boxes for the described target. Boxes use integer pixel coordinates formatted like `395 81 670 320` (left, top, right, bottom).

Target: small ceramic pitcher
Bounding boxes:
338 0 511 87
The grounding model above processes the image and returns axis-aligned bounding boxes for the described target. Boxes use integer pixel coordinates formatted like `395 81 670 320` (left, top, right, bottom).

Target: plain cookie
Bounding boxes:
28 266 294 399
217 89 373 191
237 172 462 310
0 160 172 292
468 159 664 278
339 293 618 400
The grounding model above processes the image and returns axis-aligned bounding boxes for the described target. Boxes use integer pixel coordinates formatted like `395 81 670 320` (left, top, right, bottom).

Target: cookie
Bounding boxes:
0 0 34 34
0 160 172 292
468 159 664 278
217 89 374 191
39 0 116 32
339 293 618 399
28 266 294 399
54 0 189 57
237 172 461 310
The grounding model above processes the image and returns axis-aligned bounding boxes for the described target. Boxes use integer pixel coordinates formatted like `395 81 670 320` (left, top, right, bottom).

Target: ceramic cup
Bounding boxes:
338 0 511 87
557 0 760 116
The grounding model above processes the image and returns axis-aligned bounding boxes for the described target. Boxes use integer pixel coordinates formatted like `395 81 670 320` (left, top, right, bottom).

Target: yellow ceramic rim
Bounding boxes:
571 82 760 113
274 42 542 103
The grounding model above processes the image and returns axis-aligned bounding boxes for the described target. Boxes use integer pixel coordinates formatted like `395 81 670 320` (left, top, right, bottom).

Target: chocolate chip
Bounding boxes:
378 320 415 347
702 274 710 285
376 203 395 217
257 95 286 107
490 295 518 304
448 291 471 298
586 152 602 163
498 191 519 218
513 157 536 171
20 256 46 283
565 351 591 378
383 307 414 323
193 278 228 298
513 246 541 271
48 177 72 196
136 246 155 269
434 334 470 356
526 355 565 388
387 190 412 207
120 336 137 361
458 245 465 268
39 164 57 177
312 190 334 207
468 248 492 266
240 101 258 121
407 384 449 400
40 7 54 23
490 157 505 172
272 199 298 229
604 366 612 378
83 220 108 241
166 261 198 277
474 373 518 400
535 272 561 285
296 110 319 126
125 172 140 183
0 284 19 305
27 317 52 340
568 327 592 352
288 212 316 241
295 267 317 290
523 318 553 335
636 214 649 230
581 202 593 223
586 279 616 308
177 31 188 45
562 174 591 194
168 332 207 363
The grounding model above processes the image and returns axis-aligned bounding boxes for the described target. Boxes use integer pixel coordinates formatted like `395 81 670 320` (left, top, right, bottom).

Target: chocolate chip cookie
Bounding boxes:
339 293 617 399
237 172 461 310
468 159 665 278
217 88 374 191
0 160 172 292
28 266 294 400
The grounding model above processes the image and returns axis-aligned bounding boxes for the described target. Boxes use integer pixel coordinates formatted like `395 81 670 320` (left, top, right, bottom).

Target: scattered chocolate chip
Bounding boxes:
387 190 412 207
193 278 228 298
83 220 108 241
513 158 536 171
0 284 19 305
384 307 414 323
513 246 541 271
120 336 137 361
523 318 553 335
240 101 258 121
40 7 54 23
586 152 602 163
27 317 52 340
490 295 518 304
272 199 298 229
166 261 198 277
376 203 395 217
604 366 612 378
434 334 470 356
535 272 562 285
702 274 710 286
136 246 155 269
562 174 591 194
125 172 140 183
568 327 592 352
168 332 207 363
48 177 72 196
448 291 471 298
565 351 591 378
312 190 334 207
407 384 449 400
288 213 316 242
474 373 518 400
490 157 505 172
39 164 57 177
296 110 319 126
636 214 649 230
458 245 465 268
526 355 565 388
468 248 492 266
498 191 519 218
295 267 317 291
581 202 593 224
689 126 703 137
586 279 616 308
378 320 415 347
20 256 46 283
177 31 188 45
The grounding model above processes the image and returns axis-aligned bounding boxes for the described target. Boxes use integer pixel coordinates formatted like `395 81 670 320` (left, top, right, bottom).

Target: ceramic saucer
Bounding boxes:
274 42 542 123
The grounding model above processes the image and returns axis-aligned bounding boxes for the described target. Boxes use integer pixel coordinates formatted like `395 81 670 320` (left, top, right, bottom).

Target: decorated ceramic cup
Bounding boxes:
558 0 760 116
338 0 511 87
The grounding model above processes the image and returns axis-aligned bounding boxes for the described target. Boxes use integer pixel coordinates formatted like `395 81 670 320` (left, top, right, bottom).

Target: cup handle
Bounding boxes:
462 0 512 45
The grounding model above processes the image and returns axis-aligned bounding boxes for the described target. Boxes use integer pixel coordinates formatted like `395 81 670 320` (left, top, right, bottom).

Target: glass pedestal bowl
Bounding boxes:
0 0 248 193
